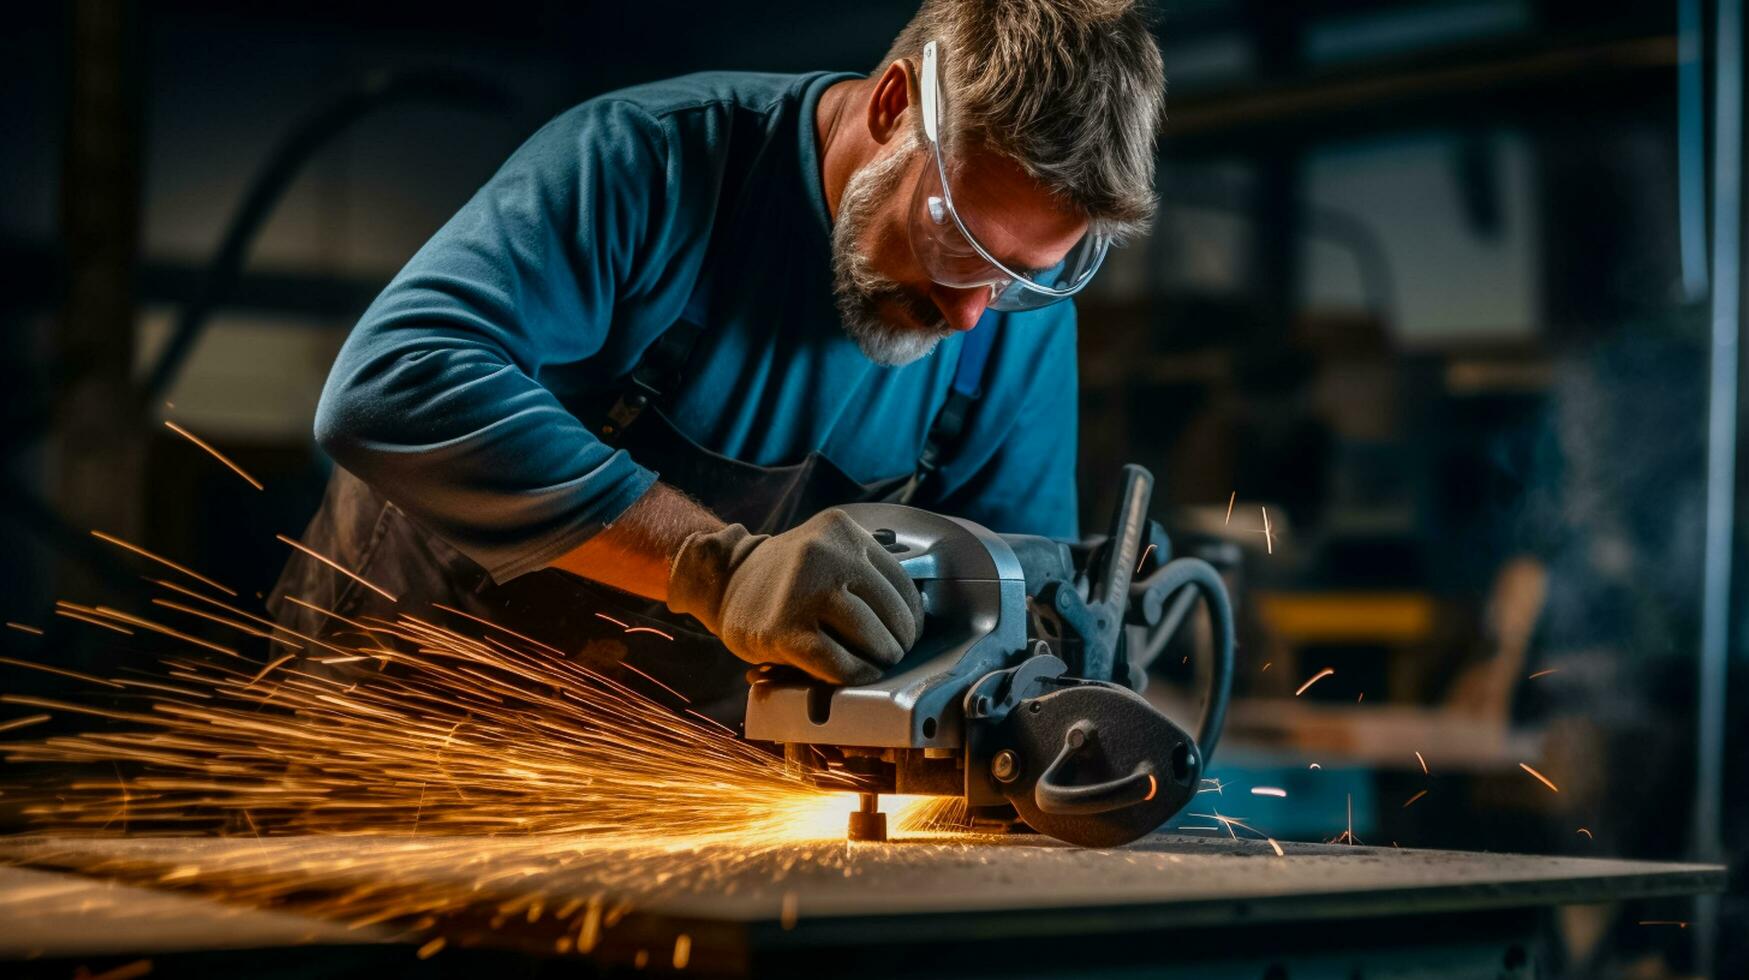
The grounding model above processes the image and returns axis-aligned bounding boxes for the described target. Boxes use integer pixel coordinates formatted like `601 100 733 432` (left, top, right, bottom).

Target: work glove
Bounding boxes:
667 509 924 684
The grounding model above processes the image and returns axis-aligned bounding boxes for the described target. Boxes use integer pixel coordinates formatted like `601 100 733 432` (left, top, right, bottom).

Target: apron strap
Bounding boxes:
598 300 1000 506
891 311 999 505
596 309 708 445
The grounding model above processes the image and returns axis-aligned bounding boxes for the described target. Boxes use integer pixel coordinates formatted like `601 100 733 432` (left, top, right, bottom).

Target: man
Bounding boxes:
270 0 1165 715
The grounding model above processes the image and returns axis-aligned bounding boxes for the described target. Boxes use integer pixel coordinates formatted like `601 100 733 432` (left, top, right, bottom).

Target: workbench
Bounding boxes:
0 832 1723 978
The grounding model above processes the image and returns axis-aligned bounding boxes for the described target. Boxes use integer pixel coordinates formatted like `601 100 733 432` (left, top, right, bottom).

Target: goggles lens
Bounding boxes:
908 155 1108 311
907 40 1110 313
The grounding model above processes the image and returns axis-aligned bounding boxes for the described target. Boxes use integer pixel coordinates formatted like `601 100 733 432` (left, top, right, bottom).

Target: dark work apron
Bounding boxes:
267 312 999 725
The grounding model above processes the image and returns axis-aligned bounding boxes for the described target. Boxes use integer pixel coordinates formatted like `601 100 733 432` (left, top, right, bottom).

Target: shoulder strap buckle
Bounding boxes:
899 312 1000 502
596 318 706 444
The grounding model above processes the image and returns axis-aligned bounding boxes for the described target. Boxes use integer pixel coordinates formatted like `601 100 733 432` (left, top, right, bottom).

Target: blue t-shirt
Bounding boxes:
315 71 1080 583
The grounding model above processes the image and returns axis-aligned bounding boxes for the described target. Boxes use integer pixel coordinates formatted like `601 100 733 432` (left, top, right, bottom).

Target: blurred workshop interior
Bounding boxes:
2 0 1746 976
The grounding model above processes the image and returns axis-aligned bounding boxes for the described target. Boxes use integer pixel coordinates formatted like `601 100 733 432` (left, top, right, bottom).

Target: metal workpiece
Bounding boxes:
0 834 1725 976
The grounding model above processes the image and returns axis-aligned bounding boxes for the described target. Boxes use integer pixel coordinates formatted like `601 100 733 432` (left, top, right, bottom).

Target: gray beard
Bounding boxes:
831 132 955 366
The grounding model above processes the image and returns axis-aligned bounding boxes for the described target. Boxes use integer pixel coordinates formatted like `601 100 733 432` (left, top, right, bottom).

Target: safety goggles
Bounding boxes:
909 40 1110 312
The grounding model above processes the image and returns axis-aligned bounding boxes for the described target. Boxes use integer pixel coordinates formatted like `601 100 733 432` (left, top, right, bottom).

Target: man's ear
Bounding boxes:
866 59 916 145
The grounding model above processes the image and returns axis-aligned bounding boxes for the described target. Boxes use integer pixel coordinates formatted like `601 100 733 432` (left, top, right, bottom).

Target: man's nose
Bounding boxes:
928 284 991 333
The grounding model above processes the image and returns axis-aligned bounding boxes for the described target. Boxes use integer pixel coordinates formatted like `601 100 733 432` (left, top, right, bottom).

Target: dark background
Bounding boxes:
2 1 1746 975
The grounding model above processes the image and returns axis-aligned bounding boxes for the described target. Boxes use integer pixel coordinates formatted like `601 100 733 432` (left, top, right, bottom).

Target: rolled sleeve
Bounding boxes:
314 99 688 582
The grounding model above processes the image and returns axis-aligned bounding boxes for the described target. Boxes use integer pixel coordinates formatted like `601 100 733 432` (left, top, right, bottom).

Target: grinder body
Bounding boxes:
742 465 1234 847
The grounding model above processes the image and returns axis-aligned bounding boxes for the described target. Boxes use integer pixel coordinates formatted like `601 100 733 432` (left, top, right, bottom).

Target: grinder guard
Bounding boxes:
742 465 1234 848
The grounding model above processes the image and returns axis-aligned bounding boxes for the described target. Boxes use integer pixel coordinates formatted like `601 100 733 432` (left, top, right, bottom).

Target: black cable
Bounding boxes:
1133 556 1235 763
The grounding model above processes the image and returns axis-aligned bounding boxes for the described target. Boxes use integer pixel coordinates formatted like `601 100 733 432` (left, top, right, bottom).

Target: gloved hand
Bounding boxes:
666 509 924 684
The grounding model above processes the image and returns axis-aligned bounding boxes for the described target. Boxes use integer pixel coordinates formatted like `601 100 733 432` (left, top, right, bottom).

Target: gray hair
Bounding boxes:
879 0 1166 241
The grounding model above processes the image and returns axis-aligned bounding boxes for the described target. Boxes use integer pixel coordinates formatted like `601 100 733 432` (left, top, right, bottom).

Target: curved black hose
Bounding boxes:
1160 176 1399 329
1134 556 1234 763
0 69 518 592
141 69 517 405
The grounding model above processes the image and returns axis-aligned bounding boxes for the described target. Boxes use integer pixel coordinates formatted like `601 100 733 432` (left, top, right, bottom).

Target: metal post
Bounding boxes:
1244 1 1304 335
1680 0 1710 301
57 0 145 608
1696 0 1742 972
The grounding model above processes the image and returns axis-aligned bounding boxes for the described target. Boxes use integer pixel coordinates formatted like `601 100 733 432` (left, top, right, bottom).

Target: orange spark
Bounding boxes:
151 598 277 641
5 622 43 636
1189 809 1280 849
684 708 738 738
1 572 963 955
431 603 565 658
595 613 630 629
276 534 398 602
620 663 691 704
164 420 263 490
673 933 692 969
54 607 135 635
1638 921 1690 928
1261 662 1272 671
417 936 446 959
1329 793 1362 845
1577 827 1594 839
1519 762 1560 793
1402 790 1428 808
1528 668 1560 680
84 959 153 980
166 587 353 657
1295 667 1334 696
247 654 295 685
780 892 799 930
1190 810 1237 840
1260 506 1274 554
0 655 124 690
1266 837 1284 857
1135 542 1156 573
90 606 240 658
1415 751 1428 774
1225 491 1235 526
91 530 237 596
624 626 674 640
0 714 51 735
579 898 603 952
280 594 375 636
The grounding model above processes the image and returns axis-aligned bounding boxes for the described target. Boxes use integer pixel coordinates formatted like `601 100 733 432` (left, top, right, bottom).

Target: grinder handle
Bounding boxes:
1032 720 1158 816
1091 465 1152 615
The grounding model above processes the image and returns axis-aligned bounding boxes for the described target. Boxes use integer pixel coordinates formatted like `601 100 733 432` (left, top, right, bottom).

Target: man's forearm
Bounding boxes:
548 482 725 600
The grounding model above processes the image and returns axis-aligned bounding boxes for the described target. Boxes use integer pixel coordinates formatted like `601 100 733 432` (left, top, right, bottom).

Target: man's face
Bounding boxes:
831 130 1090 366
